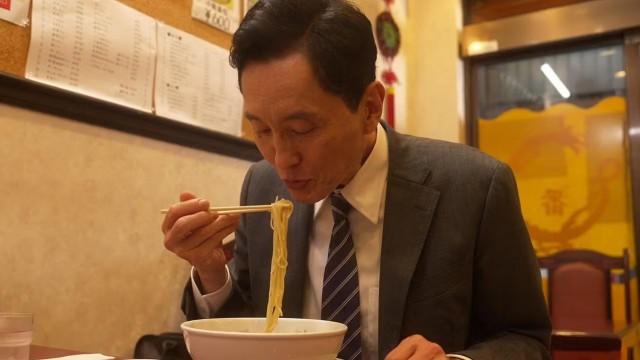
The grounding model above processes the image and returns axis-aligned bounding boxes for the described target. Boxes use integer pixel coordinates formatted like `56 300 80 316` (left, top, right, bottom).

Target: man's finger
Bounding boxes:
179 218 239 264
180 192 197 202
407 345 445 360
164 210 216 251
386 335 445 360
385 338 417 360
174 214 239 254
161 198 209 234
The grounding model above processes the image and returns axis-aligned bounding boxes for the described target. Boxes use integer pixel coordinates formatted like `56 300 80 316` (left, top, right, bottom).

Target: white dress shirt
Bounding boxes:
302 123 388 359
191 124 470 360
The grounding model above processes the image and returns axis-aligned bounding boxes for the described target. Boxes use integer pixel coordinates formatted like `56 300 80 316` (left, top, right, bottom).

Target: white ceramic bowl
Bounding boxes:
181 317 346 360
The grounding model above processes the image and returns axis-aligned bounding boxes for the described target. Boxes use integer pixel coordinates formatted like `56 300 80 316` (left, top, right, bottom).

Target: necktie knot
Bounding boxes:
330 191 351 219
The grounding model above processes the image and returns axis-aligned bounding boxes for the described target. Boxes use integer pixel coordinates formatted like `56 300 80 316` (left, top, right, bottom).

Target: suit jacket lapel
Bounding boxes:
378 126 440 358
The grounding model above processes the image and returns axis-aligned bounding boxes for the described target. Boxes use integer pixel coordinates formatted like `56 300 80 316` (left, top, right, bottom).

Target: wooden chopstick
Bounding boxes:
160 204 273 215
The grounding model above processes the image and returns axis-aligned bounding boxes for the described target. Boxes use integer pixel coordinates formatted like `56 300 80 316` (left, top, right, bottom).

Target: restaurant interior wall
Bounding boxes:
0 1 251 357
404 0 465 143
0 103 250 356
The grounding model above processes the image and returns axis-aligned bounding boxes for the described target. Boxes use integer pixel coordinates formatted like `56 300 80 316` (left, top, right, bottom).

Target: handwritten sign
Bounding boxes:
0 0 29 26
192 0 241 34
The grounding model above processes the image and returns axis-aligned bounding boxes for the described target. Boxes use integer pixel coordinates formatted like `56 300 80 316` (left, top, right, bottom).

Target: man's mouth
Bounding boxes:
284 179 311 190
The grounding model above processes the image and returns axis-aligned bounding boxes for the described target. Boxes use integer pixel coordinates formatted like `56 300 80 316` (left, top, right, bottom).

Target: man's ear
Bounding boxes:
361 81 386 132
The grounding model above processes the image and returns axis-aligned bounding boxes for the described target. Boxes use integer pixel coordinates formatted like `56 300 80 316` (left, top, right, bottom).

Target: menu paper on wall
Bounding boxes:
192 0 241 34
25 0 156 113
155 23 242 136
0 0 30 26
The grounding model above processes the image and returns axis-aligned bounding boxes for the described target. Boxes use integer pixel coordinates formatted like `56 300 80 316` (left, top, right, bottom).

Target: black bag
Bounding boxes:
134 332 191 360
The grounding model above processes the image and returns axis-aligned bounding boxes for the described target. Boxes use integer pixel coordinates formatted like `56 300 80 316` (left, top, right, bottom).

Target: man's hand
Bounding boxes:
162 192 239 294
385 335 448 360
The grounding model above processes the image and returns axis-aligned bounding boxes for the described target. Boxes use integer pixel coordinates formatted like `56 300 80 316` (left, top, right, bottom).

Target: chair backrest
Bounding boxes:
538 249 631 333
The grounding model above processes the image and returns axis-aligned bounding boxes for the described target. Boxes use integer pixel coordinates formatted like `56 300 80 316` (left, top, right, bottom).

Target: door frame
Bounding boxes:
462 1 640 318
625 31 640 281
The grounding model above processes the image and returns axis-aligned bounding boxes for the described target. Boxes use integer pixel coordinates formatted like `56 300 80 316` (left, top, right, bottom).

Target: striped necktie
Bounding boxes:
322 191 362 360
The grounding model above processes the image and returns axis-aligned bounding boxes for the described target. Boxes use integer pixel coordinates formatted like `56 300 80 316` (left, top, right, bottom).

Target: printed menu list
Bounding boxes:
25 0 156 112
155 22 243 136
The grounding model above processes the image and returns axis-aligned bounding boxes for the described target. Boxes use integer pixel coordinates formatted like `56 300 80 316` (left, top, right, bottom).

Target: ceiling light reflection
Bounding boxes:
541 63 571 99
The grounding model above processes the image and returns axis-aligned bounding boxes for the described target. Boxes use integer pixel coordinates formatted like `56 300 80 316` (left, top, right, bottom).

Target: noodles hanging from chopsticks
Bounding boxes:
264 198 294 332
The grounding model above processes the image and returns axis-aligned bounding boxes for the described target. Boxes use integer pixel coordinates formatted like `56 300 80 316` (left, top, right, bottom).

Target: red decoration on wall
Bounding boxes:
381 70 398 85
380 69 397 127
0 0 11 11
375 2 400 128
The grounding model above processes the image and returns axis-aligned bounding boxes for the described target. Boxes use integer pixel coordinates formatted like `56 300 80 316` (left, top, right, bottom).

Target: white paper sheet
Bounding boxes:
191 0 241 34
25 0 156 113
44 354 113 360
0 0 30 26
155 22 243 136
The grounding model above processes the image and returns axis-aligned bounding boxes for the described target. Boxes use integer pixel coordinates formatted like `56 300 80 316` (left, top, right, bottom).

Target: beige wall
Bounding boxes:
0 103 250 356
405 0 464 143
353 0 463 143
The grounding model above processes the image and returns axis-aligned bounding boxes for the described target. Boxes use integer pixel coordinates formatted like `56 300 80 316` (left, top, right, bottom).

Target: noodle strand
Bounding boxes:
264 198 293 332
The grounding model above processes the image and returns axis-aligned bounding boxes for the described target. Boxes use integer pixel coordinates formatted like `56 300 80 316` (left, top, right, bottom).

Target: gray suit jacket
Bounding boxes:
182 124 551 359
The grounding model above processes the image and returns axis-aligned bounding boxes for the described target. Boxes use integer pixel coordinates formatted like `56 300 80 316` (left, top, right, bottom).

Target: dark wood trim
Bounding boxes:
0 72 262 162
551 330 622 351
463 59 477 147
462 0 640 57
465 0 590 24
462 0 472 27
624 251 632 326
624 31 640 323
551 324 636 352
464 0 593 25
539 249 628 271
466 34 622 67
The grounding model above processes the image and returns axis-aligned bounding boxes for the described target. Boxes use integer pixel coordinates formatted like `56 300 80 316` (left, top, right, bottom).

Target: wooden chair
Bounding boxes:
538 249 634 360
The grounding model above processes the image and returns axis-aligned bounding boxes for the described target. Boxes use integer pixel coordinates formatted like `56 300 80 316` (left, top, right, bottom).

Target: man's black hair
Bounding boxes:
230 0 377 111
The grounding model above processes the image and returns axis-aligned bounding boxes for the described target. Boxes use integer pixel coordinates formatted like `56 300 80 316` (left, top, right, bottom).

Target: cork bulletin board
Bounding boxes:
0 0 259 161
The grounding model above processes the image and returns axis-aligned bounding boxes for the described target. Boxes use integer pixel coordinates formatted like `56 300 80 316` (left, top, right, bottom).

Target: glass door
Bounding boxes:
470 40 638 333
473 41 632 257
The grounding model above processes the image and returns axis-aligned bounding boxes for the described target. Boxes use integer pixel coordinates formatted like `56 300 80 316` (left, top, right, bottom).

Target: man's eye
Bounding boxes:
256 128 272 136
292 127 315 135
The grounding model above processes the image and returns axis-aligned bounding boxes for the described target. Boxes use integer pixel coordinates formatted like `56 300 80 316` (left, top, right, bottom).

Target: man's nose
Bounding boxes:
273 138 301 169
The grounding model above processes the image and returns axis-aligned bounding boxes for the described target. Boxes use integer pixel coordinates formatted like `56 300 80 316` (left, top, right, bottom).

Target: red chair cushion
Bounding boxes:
551 262 612 332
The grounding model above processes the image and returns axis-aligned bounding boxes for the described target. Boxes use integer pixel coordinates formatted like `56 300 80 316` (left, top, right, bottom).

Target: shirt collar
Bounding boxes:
314 123 389 224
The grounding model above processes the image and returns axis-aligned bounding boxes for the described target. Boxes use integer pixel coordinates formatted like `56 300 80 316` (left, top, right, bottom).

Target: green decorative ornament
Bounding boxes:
375 11 400 58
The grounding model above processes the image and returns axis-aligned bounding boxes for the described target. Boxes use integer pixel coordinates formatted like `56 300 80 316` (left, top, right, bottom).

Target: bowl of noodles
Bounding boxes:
181 200 346 359
181 317 347 360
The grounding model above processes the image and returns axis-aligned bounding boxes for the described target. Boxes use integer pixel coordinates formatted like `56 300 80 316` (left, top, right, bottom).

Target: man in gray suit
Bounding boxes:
161 0 551 359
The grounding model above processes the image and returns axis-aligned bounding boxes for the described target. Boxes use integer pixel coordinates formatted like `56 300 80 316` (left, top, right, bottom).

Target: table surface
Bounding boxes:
30 345 114 359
